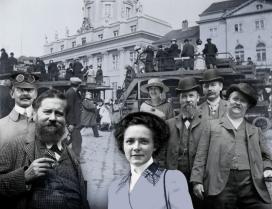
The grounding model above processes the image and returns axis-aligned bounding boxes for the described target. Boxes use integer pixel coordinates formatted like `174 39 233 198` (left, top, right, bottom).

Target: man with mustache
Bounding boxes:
199 69 227 120
0 71 38 147
165 76 205 209
0 89 90 209
191 83 272 209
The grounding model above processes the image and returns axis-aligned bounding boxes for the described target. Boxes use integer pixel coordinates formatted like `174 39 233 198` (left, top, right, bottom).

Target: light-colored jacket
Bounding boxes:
190 117 272 203
0 108 34 147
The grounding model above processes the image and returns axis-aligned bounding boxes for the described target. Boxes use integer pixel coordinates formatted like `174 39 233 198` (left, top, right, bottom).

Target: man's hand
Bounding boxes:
193 183 204 200
24 158 55 184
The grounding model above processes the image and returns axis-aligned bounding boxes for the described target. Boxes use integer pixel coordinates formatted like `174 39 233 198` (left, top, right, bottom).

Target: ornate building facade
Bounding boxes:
198 0 272 69
41 0 171 96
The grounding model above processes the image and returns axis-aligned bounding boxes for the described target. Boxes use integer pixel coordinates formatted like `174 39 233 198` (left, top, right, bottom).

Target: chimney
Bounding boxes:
182 20 188 30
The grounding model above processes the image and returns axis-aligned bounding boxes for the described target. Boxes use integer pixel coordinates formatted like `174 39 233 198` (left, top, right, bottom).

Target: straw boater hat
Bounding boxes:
226 83 258 107
176 77 201 94
141 78 169 94
70 77 82 85
199 69 224 83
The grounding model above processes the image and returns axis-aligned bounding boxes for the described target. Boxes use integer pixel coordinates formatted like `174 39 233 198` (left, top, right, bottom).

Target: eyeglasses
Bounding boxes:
15 74 36 83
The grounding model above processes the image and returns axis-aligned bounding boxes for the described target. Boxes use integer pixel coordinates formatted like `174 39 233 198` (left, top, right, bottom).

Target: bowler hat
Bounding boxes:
141 78 169 93
10 71 38 88
70 77 82 85
226 83 257 107
184 39 189 43
176 77 201 94
199 69 224 83
207 38 211 41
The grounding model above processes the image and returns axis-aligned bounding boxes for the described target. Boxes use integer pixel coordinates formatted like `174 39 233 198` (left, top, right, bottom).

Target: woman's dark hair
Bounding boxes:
114 112 170 156
33 89 67 113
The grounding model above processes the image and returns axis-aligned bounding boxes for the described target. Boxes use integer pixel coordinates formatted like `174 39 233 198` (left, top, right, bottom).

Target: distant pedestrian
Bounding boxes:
203 38 218 69
181 39 195 70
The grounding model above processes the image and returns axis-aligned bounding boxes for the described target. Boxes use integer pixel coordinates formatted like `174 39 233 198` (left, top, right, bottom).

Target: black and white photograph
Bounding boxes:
0 0 272 209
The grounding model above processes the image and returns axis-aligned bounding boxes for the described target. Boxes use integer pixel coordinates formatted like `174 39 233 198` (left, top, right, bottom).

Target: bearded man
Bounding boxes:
166 76 206 209
0 89 89 209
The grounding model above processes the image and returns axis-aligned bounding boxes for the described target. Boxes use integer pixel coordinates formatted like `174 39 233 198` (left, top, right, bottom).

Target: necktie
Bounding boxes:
50 144 62 156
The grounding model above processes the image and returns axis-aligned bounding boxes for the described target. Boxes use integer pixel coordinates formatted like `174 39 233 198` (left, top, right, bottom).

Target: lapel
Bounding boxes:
191 112 202 129
199 102 209 118
24 129 37 163
219 116 234 131
245 120 256 138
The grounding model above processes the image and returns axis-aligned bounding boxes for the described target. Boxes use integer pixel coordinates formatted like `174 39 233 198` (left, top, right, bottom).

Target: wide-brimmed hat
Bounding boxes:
226 83 257 107
70 77 82 85
176 77 201 94
199 69 224 83
10 71 39 88
141 78 169 93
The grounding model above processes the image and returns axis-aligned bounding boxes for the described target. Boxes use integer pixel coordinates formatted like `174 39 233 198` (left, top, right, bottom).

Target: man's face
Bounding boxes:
179 90 199 117
34 98 67 144
11 87 37 108
203 81 223 101
227 91 249 119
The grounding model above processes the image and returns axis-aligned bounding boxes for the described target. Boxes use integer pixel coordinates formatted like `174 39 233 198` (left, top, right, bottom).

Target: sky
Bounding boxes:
0 0 219 57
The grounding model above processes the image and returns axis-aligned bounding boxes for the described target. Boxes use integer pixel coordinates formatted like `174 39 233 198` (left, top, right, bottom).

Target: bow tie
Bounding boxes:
50 144 62 156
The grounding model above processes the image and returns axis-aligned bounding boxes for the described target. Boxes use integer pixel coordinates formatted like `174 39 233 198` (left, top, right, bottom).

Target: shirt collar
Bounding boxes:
46 140 63 151
130 157 154 177
14 104 33 117
207 97 220 106
226 113 244 130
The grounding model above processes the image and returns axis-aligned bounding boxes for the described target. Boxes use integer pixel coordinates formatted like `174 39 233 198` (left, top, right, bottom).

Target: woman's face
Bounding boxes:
148 86 161 100
123 125 155 167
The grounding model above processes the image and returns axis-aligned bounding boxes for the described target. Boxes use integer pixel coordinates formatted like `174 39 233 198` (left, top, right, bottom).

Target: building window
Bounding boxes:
126 7 131 18
234 23 243 32
129 51 137 64
98 34 103 40
82 37 86 45
255 19 265 30
72 41 76 48
256 42 266 61
60 45 64 51
235 44 245 61
112 54 119 71
209 26 217 37
113 30 119 37
104 4 111 18
130 25 137 33
50 48 53 54
256 4 263 10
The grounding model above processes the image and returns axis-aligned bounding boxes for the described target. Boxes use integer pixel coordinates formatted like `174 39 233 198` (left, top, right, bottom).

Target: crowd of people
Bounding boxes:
0 48 104 85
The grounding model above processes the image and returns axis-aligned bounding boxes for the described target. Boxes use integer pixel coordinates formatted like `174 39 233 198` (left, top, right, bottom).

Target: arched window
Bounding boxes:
235 44 244 61
256 42 266 61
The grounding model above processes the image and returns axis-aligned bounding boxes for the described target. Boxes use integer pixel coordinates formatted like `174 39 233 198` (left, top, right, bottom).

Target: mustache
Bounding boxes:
19 96 32 100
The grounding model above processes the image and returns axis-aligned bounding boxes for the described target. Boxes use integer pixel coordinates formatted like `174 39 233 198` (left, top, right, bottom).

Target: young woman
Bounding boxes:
108 112 193 209
140 78 174 120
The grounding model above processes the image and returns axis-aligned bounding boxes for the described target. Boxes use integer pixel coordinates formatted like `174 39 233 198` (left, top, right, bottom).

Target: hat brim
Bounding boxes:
176 85 201 94
13 82 36 89
226 86 257 107
141 83 169 94
199 77 224 83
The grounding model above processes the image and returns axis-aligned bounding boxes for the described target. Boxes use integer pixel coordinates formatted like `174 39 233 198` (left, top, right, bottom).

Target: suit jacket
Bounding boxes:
198 99 227 120
65 87 82 126
108 163 193 209
190 116 272 203
166 112 205 172
0 130 89 209
0 108 34 147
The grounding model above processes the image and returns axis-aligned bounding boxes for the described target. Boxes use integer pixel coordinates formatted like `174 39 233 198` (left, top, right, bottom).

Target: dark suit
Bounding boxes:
191 117 272 206
0 131 89 209
65 87 82 156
